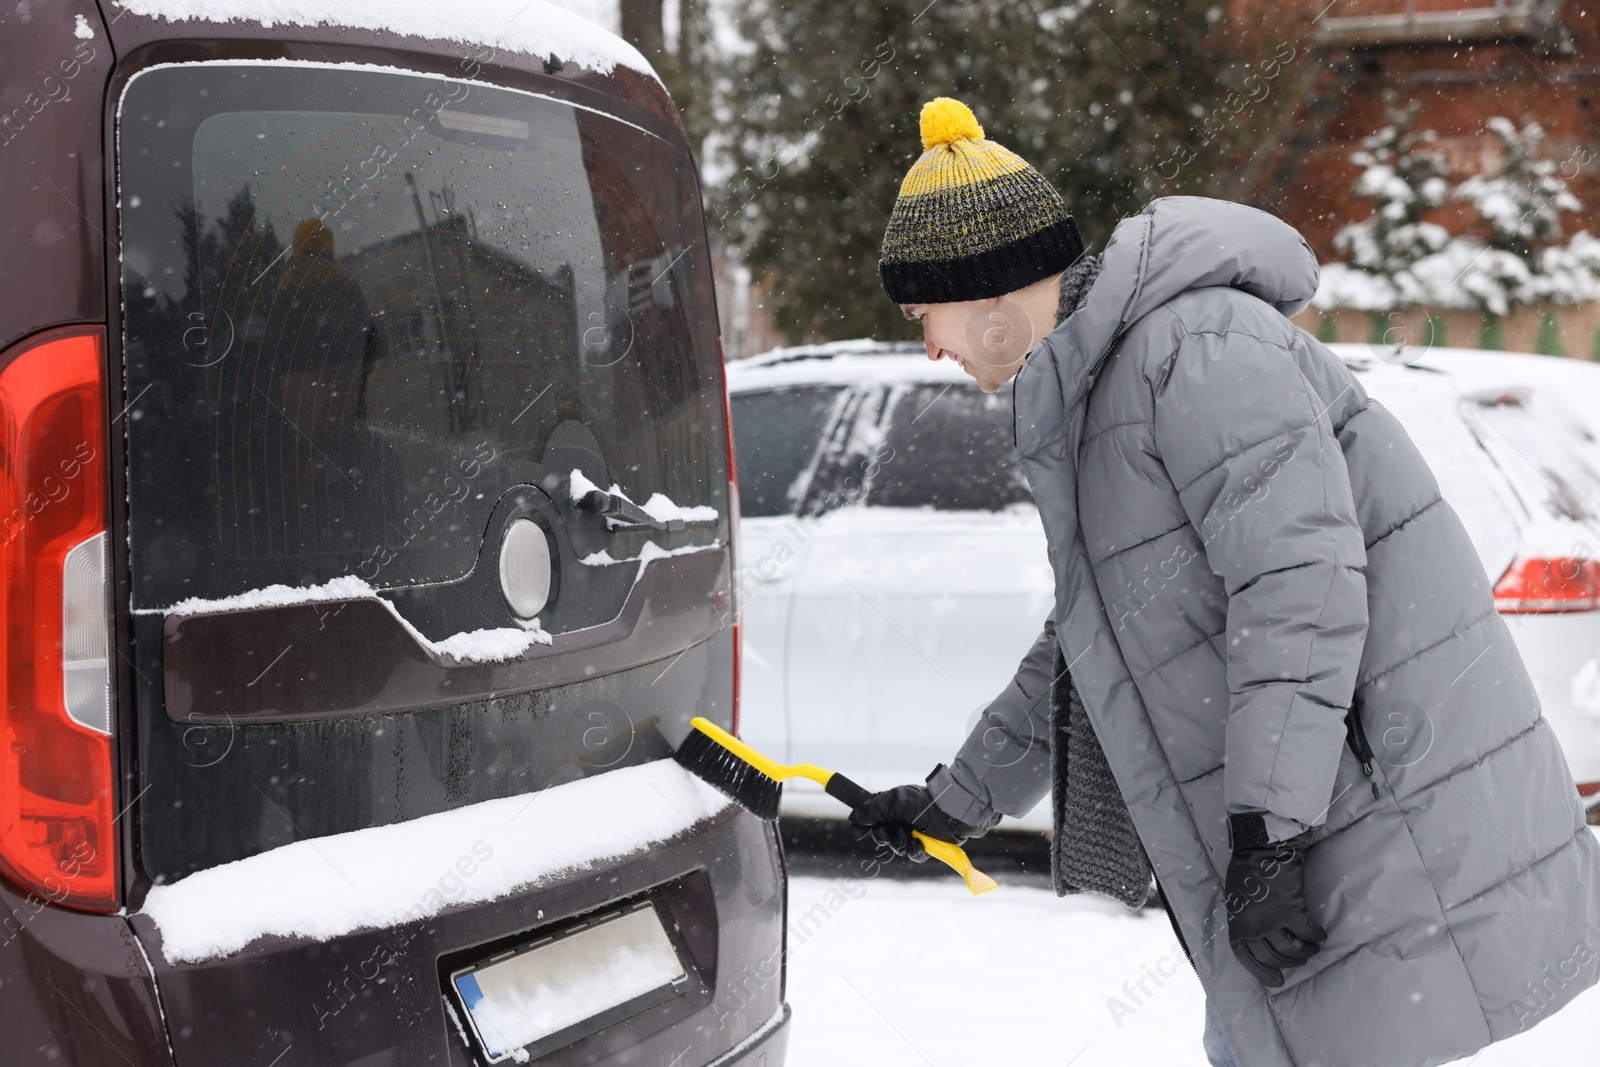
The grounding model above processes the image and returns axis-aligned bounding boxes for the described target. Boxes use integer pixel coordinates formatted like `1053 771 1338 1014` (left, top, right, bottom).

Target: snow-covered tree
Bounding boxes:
1436 117 1594 315
1332 91 1450 288
1449 116 1597 312
1455 116 1581 259
1318 108 1600 324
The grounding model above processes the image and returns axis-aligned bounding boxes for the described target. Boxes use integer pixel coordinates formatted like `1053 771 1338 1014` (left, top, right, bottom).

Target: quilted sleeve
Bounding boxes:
1151 329 1368 835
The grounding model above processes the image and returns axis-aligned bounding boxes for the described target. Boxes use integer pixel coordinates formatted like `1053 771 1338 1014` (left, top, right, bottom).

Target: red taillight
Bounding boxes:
718 337 742 735
1579 782 1600 798
1493 556 1600 613
0 326 116 911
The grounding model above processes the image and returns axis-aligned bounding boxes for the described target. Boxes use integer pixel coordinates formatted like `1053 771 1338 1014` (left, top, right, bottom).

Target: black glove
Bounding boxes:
847 784 968 862
1225 813 1327 988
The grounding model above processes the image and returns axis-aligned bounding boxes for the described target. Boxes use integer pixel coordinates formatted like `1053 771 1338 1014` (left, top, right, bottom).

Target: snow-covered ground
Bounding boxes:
783 865 1600 1067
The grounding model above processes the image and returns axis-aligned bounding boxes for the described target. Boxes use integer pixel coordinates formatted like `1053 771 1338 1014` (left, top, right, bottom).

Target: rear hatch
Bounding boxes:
118 60 734 880
110 58 783 1065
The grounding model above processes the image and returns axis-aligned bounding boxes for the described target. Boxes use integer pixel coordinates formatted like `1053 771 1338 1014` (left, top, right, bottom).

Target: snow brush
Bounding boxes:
674 716 999 895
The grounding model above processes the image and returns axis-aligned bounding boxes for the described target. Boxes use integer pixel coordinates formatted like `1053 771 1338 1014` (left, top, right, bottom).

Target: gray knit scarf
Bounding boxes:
1047 254 1153 909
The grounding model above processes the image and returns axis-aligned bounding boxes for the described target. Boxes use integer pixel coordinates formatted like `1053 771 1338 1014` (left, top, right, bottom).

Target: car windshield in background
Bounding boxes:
731 385 845 517
118 64 725 609
867 384 1031 511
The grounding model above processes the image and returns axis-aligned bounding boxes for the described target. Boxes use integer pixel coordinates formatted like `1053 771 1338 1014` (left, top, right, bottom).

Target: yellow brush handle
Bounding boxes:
688 717 999 895
914 832 1000 895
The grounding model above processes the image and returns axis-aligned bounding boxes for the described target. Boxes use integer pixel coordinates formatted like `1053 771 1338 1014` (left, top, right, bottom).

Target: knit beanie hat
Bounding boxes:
879 98 1084 305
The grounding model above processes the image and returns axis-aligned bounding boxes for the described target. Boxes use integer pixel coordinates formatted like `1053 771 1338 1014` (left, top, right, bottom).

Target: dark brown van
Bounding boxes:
0 3 787 1064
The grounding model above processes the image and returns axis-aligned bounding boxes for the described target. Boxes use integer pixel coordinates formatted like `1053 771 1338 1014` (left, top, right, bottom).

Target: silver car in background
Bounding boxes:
730 341 1600 830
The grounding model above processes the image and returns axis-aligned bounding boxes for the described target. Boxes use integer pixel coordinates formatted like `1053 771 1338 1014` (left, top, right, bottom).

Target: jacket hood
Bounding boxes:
1043 196 1320 383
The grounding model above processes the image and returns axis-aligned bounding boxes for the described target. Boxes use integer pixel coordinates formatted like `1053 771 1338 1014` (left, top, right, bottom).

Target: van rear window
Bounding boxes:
118 64 725 610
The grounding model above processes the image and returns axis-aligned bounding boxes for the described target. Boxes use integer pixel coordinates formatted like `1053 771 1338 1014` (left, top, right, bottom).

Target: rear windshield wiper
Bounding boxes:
575 488 683 531
570 471 716 533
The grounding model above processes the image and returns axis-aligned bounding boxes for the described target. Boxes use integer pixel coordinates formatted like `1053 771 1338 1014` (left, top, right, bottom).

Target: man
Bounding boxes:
849 97 1600 1067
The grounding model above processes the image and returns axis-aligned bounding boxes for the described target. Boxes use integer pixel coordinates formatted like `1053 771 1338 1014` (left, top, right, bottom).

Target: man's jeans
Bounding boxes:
1203 1002 1239 1067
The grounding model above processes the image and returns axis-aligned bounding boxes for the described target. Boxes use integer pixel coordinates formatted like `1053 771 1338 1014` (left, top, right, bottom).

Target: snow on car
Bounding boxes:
731 340 1600 831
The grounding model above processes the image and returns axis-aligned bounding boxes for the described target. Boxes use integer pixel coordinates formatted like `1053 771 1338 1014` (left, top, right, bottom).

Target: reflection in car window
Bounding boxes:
731 386 845 517
118 64 724 608
868 384 1032 511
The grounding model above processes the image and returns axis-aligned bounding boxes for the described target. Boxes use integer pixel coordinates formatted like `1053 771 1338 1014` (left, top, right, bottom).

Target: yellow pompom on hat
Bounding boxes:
880 97 1083 304
920 96 984 149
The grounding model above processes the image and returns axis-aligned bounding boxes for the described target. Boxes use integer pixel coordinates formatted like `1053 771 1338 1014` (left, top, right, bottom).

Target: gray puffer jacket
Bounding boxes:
928 196 1600 1067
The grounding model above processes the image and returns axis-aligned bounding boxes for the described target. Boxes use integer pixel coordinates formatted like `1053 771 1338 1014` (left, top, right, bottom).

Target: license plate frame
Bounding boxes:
447 898 692 1063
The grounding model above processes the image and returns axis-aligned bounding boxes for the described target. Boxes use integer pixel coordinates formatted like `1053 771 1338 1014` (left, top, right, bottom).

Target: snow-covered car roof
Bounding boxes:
107 0 656 80
727 339 972 391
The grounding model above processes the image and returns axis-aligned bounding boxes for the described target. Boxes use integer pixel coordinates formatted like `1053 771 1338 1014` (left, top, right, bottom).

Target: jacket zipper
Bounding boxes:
1086 325 1127 384
1153 874 1195 970
1345 705 1381 800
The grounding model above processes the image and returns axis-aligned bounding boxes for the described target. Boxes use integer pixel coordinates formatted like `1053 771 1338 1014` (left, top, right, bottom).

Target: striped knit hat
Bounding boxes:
879 98 1084 305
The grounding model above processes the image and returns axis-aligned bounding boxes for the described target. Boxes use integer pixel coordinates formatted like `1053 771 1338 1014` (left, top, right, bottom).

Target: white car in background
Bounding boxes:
729 340 1600 830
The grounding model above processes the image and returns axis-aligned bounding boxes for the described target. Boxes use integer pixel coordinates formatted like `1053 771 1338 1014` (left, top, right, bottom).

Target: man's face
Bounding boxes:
901 296 1035 393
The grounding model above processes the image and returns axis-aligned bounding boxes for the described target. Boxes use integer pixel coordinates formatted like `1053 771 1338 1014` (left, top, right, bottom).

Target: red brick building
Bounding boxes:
1250 1 1600 349
1261 1 1600 255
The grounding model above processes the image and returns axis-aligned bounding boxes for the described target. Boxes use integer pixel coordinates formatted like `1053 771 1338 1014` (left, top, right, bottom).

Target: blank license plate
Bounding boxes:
450 900 689 1062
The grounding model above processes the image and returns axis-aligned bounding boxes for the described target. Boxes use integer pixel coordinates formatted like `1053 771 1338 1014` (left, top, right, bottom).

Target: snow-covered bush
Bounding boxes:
1455 117 1581 257
1316 106 1600 322
1331 92 1450 280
